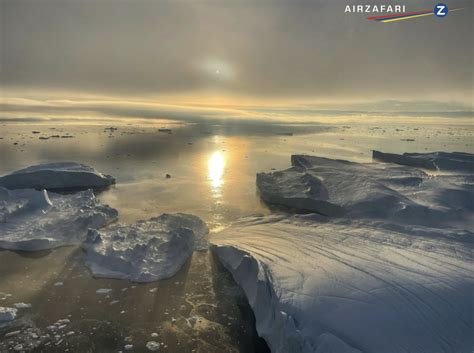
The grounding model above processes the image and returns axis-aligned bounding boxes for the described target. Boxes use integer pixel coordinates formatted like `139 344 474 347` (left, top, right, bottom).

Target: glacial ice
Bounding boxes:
0 162 115 191
212 215 473 353
214 152 474 353
373 150 474 172
256 154 473 227
83 213 209 282
0 187 118 250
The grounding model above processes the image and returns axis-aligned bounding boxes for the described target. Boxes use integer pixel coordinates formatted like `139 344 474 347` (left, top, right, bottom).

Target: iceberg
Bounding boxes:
372 150 474 173
0 162 115 191
0 187 118 251
83 213 209 282
256 155 473 227
212 215 473 353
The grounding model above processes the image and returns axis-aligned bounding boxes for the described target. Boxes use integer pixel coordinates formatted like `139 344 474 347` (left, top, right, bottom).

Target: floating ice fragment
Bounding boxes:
83 213 208 282
146 341 160 351
0 188 118 251
0 162 115 191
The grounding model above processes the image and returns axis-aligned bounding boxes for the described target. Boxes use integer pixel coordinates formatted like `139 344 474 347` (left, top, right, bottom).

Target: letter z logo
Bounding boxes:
434 3 448 17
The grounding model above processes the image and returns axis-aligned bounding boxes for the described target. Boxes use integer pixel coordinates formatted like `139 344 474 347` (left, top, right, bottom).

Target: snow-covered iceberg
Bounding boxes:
257 155 473 227
372 150 474 173
83 213 209 282
0 187 118 251
212 215 473 353
0 162 116 191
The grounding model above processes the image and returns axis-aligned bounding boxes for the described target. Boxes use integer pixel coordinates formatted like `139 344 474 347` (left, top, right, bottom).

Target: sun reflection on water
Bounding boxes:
208 151 225 191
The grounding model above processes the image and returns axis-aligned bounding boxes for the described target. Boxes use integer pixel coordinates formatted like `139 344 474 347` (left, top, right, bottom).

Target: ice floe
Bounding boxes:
256 154 473 227
212 214 473 353
373 150 474 173
214 152 474 353
0 187 118 250
0 162 115 191
83 213 209 282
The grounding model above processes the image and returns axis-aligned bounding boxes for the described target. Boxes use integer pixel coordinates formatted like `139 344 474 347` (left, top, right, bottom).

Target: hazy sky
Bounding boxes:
1 0 472 121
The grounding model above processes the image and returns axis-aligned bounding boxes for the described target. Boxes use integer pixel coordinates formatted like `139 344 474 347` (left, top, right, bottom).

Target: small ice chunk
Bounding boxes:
56 319 70 325
13 302 32 309
0 307 17 321
54 282 64 287
146 341 161 351
5 330 21 337
96 288 112 294
124 344 133 350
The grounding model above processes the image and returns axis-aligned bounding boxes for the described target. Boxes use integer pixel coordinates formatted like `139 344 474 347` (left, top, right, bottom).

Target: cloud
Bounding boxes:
0 97 472 125
1 0 472 104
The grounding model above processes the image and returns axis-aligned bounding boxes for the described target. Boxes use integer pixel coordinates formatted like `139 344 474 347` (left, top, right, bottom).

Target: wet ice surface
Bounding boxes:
0 119 472 352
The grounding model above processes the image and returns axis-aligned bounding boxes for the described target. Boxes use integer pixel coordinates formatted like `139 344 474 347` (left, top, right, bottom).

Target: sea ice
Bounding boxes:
0 162 115 191
212 214 473 353
0 187 118 250
256 154 473 227
83 213 209 282
372 150 474 173
214 152 474 353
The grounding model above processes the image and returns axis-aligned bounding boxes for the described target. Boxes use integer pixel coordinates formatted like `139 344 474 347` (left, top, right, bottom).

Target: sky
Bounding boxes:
0 0 472 122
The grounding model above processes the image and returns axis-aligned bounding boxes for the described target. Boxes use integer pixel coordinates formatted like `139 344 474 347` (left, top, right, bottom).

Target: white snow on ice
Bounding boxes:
212 215 473 353
83 213 209 282
256 154 473 228
213 152 474 353
0 187 118 250
0 162 115 191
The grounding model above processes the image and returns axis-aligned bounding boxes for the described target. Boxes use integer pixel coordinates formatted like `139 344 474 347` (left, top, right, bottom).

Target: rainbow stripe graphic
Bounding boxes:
368 7 464 22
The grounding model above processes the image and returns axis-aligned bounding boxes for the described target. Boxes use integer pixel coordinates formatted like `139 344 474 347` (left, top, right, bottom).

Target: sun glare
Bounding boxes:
208 151 225 190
